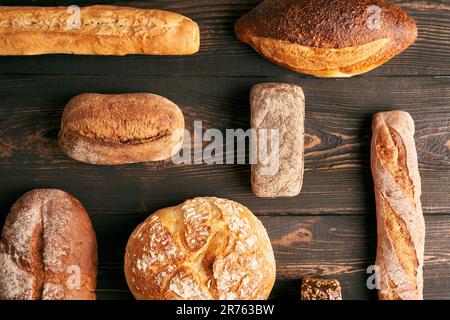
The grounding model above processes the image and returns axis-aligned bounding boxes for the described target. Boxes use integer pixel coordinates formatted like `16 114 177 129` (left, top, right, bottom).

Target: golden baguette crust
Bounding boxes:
0 189 97 300
0 5 200 56
58 93 185 165
371 111 425 300
124 197 276 300
235 0 417 77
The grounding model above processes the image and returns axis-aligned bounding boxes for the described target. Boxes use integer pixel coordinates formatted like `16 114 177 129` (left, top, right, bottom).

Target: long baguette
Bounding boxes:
371 111 425 300
0 5 200 56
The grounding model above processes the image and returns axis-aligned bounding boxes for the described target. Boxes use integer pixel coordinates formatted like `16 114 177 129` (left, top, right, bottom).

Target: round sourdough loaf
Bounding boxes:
124 197 276 300
0 189 97 300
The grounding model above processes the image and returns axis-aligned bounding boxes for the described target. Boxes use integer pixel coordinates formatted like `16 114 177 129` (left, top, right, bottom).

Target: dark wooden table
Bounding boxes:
0 0 449 300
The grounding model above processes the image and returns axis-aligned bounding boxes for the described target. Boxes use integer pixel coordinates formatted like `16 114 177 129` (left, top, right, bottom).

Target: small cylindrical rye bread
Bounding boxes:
250 83 305 197
0 189 97 300
58 93 185 165
0 5 200 56
124 197 276 300
371 111 425 300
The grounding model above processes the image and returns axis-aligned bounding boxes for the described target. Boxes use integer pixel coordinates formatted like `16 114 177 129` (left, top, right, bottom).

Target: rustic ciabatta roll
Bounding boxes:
0 5 200 56
250 83 305 197
371 111 425 300
58 93 185 165
0 189 97 300
235 0 417 77
124 197 276 300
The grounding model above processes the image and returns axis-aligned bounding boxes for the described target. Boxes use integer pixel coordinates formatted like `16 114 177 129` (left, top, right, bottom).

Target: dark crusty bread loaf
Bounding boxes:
235 0 417 77
124 197 276 300
250 83 304 197
371 111 425 300
0 189 97 300
0 5 200 56
58 93 185 165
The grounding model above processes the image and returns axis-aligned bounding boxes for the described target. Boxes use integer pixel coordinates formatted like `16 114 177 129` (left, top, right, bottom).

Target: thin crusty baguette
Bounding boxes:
371 111 425 300
0 5 200 56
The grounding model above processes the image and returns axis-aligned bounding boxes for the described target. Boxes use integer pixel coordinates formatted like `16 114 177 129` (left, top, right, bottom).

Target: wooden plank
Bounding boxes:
0 75 449 215
65 214 450 300
0 0 448 76
0 0 449 301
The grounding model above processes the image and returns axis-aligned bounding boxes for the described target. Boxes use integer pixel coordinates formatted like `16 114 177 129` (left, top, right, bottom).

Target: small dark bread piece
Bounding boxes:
301 278 342 300
0 189 97 300
235 0 417 77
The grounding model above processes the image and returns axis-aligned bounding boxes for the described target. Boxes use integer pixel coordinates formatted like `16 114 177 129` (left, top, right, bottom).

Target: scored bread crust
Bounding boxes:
0 189 97 300
371 111 425 300
235 0 417 77
58 93 185 165
0 5 200 56
124 197 276 300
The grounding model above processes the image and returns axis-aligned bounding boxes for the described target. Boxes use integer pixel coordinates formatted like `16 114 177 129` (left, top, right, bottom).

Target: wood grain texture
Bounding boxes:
0 0 448 76
0 75 449 215
0 0 449 300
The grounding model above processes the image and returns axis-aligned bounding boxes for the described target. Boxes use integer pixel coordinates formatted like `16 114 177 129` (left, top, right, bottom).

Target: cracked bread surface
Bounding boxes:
124 197 276 300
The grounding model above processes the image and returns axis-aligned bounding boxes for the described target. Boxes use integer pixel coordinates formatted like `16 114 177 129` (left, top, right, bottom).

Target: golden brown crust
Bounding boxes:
124 197 276 300
235 0 417 77
371 111 425 300
0 5 200 56
0 189 97 300
58 93 185 165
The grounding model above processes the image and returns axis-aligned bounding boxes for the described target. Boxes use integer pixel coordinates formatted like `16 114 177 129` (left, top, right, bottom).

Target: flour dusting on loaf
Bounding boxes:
0 252 34 300
251 83 305 197
0 189 98 300
124 197 276 300
58 93 185 165
371 111 425 300
134 215 186 270
182 198 211 251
